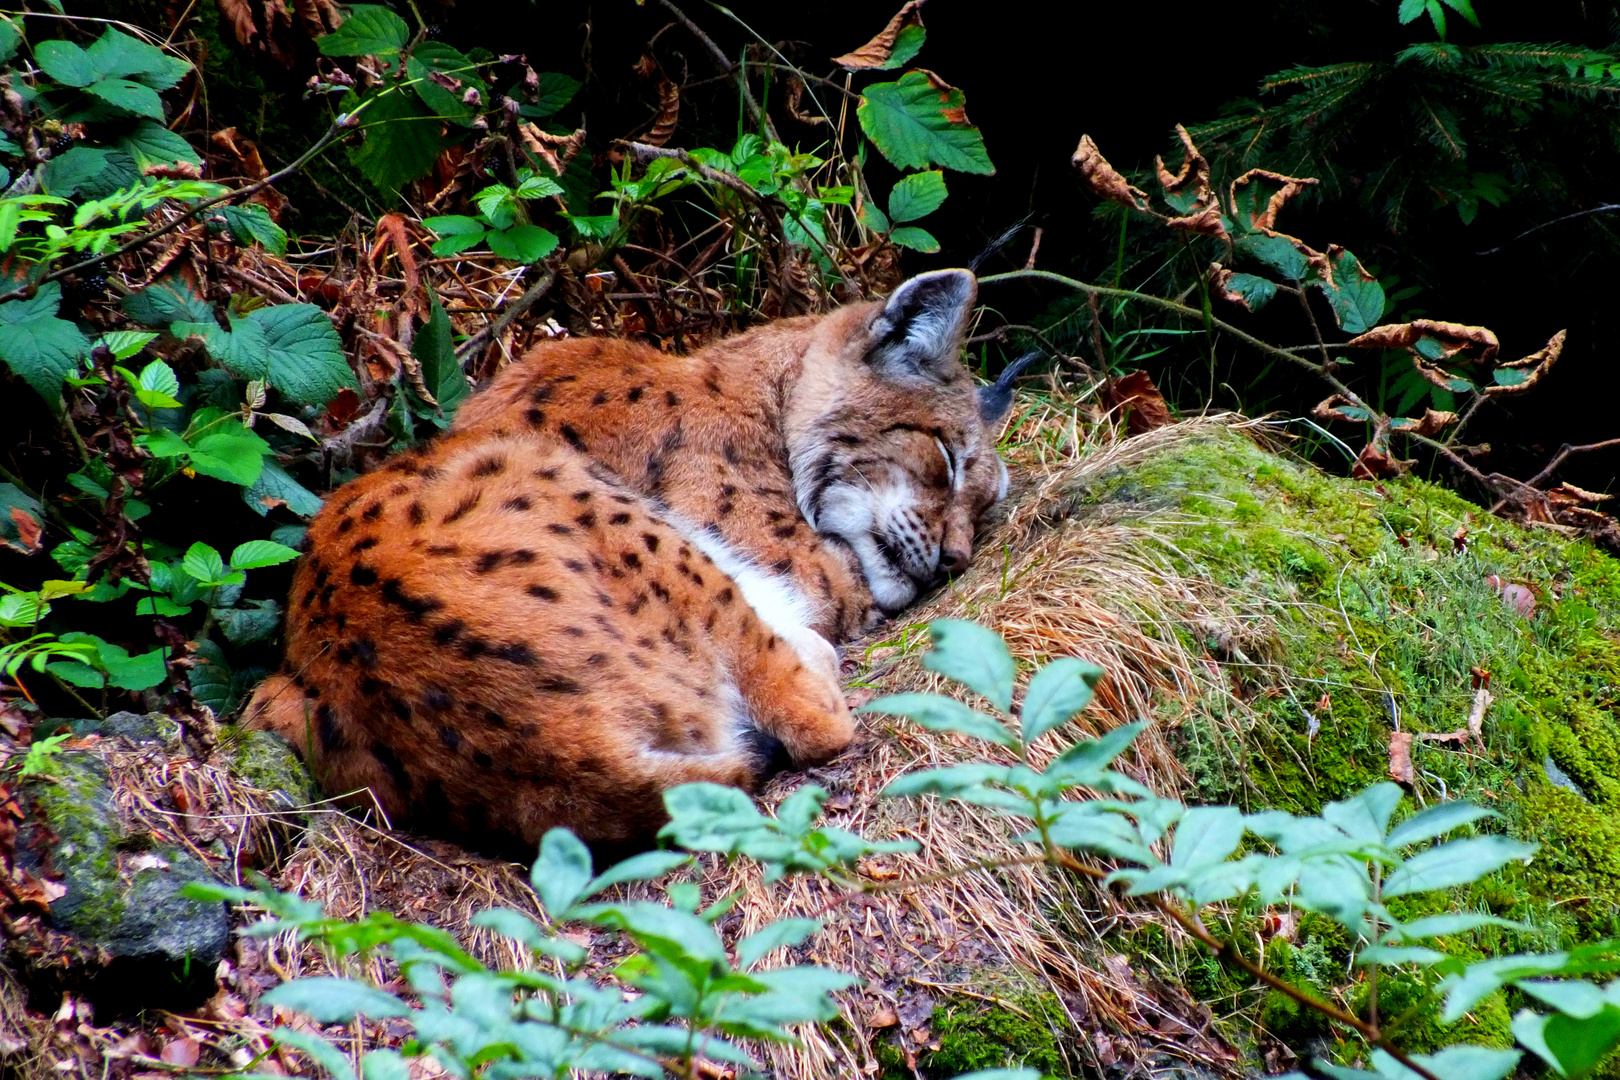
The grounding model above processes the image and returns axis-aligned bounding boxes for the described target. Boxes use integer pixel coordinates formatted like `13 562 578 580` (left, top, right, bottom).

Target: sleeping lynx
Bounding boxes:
247 269 1020 850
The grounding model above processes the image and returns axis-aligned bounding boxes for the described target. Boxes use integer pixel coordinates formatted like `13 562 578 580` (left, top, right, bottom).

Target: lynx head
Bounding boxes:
786 269 1026 613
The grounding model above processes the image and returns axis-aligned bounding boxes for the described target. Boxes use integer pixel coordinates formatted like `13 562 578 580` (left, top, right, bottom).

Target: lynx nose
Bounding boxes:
938 545 971 576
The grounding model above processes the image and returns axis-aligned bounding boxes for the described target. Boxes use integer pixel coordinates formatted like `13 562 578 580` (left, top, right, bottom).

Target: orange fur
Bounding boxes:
247 270 1008 850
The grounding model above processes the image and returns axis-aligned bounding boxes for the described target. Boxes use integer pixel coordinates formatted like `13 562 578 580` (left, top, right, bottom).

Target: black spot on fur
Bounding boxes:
460 636 489 658
537 675 582 694
642 533 660 553
442 491 482 524
362 502 383 521
627 386 645 403
473 751 493 769
351 536 379 553
432 620 465 646
563 558 586 573
622 551 642 570
665 390 679 407
502 496 532 512
422 686 453 712
387 459 421 476
408 502 426 526
576 512 596 528
299 588 316 608
560 424 587 452
439 726 461 751
336 518 354 534
610 512 632 525
350 564 378 586
389 483 410 496
471 456 506 477
491 642 535 665
475 551 503 574
716 587 734 605
587 653 607 666
527 583 559 601
591 390 609 406
723 440 740 464
359 676 383 696
525 407 546 426
536 466 560 481
427 543 460 556
374 741 411 793
317 705 341 751
773 523 798 538
530 384 554 404
352 638 378 667
484 709 507 728
548 523 573 535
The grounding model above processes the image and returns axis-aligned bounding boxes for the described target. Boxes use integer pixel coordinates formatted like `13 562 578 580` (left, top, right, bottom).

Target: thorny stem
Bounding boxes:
1045 849 1447 1080
978 270 1370 411
0 102 374 305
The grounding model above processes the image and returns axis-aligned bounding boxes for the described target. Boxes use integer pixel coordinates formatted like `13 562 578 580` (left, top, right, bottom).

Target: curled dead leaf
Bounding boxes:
1483 329 1565 397
1073 135 1152 213
1311 393 1372 425
1346 320 1499 365
1102 370 1172 435
1388 409 1459 437
1229 169 1317 232
867 1007 900 1028
1156 126 1212 205
1549 481 1614 507
1388 730 1414 785
216 0 259 49
1167 206 1227 238
1353 442 1413 480
519 124 585 177
833 1 926 69
785 76 827 126
640 80 680 148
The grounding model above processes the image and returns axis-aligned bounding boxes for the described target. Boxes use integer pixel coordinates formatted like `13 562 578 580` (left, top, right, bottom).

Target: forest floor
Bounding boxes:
3 403 1619 1080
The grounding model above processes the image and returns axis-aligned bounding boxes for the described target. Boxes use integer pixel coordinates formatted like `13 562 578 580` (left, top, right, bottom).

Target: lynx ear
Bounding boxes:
865 269 977 380
978 351 1039 423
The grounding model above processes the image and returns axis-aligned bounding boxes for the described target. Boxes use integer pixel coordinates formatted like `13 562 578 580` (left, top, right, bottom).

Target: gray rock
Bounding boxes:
229 728 314 810
97 710 181 746
10 753 227 1014
1544 755 1588 801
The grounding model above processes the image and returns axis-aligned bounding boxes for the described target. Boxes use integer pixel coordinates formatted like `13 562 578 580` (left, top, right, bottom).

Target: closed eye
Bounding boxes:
933 437 958 490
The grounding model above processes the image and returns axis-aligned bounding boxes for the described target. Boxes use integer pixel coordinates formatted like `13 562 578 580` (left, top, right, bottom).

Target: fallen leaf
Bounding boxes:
159 1038 200 1068
1452 525 1469 553
1102 370 1172 435
1388 730 1414 784
867 1007 899 1028
640 79 680 147
833 1 925 69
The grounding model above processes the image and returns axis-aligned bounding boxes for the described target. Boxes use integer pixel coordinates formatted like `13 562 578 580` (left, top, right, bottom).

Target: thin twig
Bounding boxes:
654 0 776 141
452 266 559 363
1476 203 1620 256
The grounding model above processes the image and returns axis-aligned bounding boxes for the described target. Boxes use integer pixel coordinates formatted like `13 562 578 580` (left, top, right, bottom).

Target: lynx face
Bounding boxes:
249 268 1020 851
786 270 1010 612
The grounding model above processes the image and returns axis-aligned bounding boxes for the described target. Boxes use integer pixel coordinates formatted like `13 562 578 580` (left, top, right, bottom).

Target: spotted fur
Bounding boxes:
246 270 1012 850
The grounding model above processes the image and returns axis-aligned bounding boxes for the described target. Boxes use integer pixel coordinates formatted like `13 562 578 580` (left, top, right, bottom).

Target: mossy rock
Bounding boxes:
873 991 1072 1079
229 727 315 810
1070 428 1620 1061
9 753 228 1014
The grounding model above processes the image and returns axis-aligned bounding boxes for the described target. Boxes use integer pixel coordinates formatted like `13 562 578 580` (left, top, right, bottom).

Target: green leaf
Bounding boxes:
360 1049 411 1080
409 294 469 421
244 459 324 518
486 224 559 263
1441 953 1574 1022
888 226 939 253
882 24 927 69
1398 0 1427 23
182 542 228 584
532 828 593 918
1236 233 1310 281
189 430 270 487
84 27 190 89
862 692 1016 747
0 17 20 66
1322 782 1404 844
521 73 581 117
1493 367 1530 388
0 484 43 554
922 619 1016 712
887 170 947 223
273 1027 357 1080
1517 980 1612 1019
97 330 159 360
1384 913 1527 941
1516 1006 1620 1079
0 283 88 406
35 38 100 87
85 78 164 120
406 42 487 126
220 303 355 406
859 72 994 174
1385 801 1497 849
883 762 1011 797
137 358 181 400
261 978 409 1023
1383 836 1539 897
1357 945 1452 966
1216 271 1278 312
349 87 451 196
860 202 890 232
230 539 301 570
736 918 821 969
117 120 201 170
1020 656 1104 744
316 5 409 57
1370 1046 1520 1080
1171 806 1245 869
103 646 167 691
189 639 235 716
136 595 190 617
582 850 691 898
1315 247 1386 334
122 272 214 326
219 204 288 255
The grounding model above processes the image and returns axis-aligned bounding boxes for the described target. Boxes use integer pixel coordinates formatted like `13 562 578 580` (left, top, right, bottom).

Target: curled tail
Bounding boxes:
243 674 314 758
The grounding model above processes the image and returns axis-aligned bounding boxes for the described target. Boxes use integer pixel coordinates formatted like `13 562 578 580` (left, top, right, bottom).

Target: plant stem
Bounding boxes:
978 269 1369 410
452 266 559 364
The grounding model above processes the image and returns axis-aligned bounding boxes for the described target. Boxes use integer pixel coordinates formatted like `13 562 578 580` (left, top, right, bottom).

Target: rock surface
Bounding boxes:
10 752 228 1014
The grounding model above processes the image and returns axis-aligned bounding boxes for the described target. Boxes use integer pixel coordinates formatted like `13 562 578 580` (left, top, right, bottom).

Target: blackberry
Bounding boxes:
49 133 74 155
78 273 108 296
424 23 443 38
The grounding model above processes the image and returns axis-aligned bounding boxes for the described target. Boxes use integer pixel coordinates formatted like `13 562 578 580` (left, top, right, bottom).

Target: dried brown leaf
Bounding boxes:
216 0 259 49
641 79 680 148
293 0 343 37
158 1038 200 1068
1166 205 1227 238
1345 320 1500 366
1229 168 1317 232
518 124 585 177
785 76 827 126
5 506 42 554
1353 442 1413 480
1103 371 1173 435
1388 730 1414 784
833 1 926 70
1482 329 1565 397
1156 126 1224 238
1072 135 1151 213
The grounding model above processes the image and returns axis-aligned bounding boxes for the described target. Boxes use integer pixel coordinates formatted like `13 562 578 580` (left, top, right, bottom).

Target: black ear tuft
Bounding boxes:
978 351 1040 423
866 269 977 380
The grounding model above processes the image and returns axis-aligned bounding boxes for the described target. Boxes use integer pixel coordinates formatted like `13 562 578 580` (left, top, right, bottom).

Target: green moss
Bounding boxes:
924 993 1068 1077
30 755 125 935
229 728 315 808
1073 428 1620 1057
